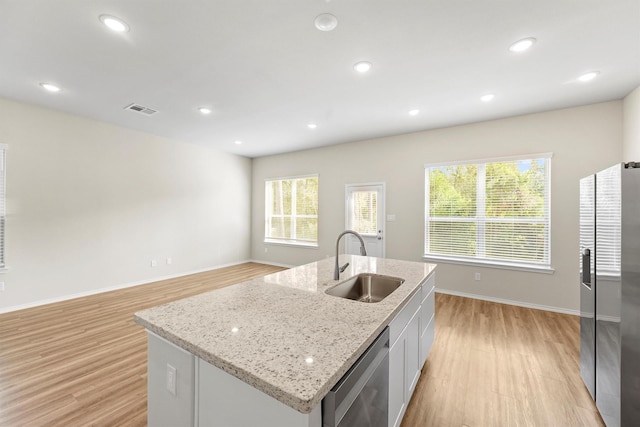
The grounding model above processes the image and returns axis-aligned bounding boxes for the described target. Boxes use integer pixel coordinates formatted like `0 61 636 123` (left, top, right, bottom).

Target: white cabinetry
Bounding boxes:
388 331 405 427
406 307 421 396
147 333 196 427
388 272 436 427
147 332 321 427
146 270 437 427
198 359 321 427
420 275 436 368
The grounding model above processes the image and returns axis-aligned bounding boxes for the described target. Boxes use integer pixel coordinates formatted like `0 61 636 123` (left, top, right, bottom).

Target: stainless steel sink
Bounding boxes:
325 273 405 303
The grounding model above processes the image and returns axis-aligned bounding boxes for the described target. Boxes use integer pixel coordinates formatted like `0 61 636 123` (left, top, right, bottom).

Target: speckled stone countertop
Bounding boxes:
134 255 436 414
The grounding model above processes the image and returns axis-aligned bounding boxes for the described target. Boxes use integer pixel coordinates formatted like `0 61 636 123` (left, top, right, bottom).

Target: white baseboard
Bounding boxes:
596 315 621 323
435 288 580 316
0 259 254 314
249 259 297 269
2 261 581 317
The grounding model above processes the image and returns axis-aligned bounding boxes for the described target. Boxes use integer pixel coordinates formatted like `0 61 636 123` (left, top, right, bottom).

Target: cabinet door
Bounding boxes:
388 336 406 427
406 307 421 398
419 287 435 368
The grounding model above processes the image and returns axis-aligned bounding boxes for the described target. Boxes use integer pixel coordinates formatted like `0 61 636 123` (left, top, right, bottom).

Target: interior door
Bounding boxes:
345 183 385 258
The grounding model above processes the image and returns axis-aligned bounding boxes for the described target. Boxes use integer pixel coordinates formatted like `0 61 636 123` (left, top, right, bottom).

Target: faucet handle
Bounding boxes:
339 262 350 273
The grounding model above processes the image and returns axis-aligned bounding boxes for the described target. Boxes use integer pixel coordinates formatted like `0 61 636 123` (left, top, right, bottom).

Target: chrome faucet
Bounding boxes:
334 230 367 280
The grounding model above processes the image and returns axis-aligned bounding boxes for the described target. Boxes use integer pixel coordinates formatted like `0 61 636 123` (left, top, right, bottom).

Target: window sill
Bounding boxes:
422 255 554 274
264 239 318 249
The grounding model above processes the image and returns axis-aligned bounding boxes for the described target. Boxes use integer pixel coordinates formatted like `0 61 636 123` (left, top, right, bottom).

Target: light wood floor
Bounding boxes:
402 293 605 427
0 264 604 426
0 262 285 426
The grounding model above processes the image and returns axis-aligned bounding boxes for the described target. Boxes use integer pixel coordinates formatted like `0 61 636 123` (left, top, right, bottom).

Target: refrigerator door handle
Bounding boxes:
581 248 591 289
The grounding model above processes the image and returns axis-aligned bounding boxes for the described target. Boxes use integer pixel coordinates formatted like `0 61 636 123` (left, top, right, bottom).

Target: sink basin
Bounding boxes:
326 274 405 303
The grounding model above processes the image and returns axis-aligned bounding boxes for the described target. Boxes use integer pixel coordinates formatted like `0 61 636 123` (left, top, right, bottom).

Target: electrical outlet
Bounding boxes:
474 273 481 281
166 364 177 395
0 282 4 292
166 257 172 265
151 259 157 267
264 247 268 253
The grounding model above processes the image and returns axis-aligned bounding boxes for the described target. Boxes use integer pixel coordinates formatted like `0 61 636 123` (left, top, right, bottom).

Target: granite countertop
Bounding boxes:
134 255 436 414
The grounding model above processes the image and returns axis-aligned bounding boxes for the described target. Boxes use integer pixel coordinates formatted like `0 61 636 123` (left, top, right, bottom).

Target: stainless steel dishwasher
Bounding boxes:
322 327 389 427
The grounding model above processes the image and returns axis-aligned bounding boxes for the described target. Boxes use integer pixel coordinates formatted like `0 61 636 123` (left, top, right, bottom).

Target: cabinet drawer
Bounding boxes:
421 272 435 302
389 289 421 347
420 287 435 336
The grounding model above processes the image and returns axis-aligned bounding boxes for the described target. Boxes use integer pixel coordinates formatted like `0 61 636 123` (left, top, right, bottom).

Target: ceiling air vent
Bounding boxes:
124 103 158 116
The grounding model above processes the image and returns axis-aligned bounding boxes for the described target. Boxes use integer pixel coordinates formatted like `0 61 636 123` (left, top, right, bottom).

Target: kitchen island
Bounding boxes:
135 255 436 426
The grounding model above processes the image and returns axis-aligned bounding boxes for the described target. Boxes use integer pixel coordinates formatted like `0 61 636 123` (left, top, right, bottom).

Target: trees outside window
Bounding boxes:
265 175 318 245
425 155 551 269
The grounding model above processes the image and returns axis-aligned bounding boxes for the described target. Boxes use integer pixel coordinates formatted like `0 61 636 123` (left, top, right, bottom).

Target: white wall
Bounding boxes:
252 102 623 313
0 97 252 311
623 86 640 160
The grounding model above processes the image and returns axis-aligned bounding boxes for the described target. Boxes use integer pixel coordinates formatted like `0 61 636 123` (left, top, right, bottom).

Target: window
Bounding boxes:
265 175 318 246
424 153 551 270
0 144 6 269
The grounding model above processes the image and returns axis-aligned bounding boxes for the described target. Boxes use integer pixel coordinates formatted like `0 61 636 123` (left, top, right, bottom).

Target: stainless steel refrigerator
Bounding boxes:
580 162 640 427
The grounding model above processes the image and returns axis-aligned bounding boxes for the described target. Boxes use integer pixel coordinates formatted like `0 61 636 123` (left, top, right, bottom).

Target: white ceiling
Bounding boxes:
1 1 639 158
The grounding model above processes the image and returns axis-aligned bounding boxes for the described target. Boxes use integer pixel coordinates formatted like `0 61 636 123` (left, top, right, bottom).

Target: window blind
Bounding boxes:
265 175 318 244
425 154 551 269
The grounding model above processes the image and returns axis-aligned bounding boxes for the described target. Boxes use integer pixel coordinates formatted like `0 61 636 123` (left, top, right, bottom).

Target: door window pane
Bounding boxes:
351 191 377 235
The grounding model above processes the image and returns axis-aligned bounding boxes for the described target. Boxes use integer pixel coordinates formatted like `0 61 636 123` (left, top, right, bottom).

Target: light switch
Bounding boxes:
387 214 396 222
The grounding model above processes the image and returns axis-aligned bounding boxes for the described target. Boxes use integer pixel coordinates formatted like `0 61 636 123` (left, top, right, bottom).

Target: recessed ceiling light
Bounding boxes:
481 94 495 102
99 15 129 33
198 107 212 115
408 109 420 116
578 71 600 82
314 13 338 32
40 82 61 93
307 123 318 129
234 140 243 145
354 61 372 73
509 37 536 52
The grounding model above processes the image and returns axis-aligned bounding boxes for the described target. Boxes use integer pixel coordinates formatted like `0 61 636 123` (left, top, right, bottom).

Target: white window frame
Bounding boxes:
264 174 319 248
424 153 553 273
